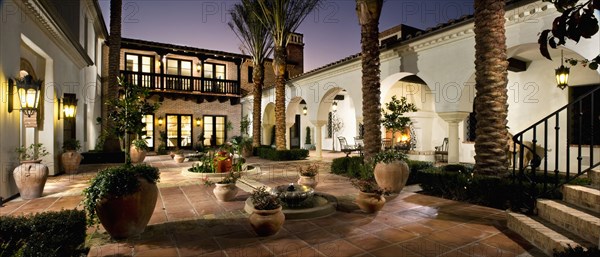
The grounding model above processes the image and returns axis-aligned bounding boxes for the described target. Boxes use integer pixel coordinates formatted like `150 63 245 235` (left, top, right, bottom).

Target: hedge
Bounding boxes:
256 147 309 161
0 209 87 257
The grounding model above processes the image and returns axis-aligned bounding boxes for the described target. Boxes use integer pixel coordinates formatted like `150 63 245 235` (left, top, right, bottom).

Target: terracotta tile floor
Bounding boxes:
0 151 547 257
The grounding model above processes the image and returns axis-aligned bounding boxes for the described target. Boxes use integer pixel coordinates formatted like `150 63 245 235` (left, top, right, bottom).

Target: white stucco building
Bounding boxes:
244 0 600 171
0 0 107 199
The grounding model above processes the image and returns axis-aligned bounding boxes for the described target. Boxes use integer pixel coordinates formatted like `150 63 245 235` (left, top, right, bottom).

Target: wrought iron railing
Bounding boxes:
120 70 241 96
511 86 600 213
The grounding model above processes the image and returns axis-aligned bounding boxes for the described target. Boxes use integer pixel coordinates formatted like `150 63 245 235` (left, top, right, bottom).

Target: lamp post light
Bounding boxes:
555 50 570 90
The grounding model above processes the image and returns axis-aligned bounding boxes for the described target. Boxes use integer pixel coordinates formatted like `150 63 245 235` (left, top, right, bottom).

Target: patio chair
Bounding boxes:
434 138 448 162
338 136 362 157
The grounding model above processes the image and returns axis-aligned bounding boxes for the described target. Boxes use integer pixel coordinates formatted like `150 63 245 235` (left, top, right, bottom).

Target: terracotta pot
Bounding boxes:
297 175 318 189
214 158 232 173
249 206 285 236
13 161 49 199
241 147 253 158
130 146 147 164
96 177 158 239
173 154 185 163
374 160 410 194
355 191 386 213
61 151 82 174
213 183 238 201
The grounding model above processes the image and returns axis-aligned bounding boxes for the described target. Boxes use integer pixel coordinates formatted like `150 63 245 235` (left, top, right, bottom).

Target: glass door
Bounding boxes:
141 114 154 150
166 114 193 149
203 115 226 147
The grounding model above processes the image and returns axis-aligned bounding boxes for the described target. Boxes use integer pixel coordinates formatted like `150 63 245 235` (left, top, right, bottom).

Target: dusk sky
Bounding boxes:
98 0 474 71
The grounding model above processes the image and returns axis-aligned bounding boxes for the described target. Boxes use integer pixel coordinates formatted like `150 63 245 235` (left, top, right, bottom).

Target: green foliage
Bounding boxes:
0 209 87 257
62 138 81 152
553 245 600 257
83 164 160 225
373 149 407 164
256 148 309 161
230 135 253 154
15 143 49 161
157 131 168 155
305 126 311 144
188 153 215 173
93 129 108 152
250 186 281 210
405 160 433 185
331 156 364 178
240 115 252 135
381 95 418 134
131 138 149 151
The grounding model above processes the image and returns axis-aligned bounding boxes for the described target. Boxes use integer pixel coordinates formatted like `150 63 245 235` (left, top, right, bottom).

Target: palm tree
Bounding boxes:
473 0 509 175
255 0 321 150
103 0 123 152
229 0 274 148
356 0 383 161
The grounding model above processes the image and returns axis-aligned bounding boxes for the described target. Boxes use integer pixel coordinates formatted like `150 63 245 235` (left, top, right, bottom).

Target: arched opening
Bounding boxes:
318 87 358 151
262 103 276 146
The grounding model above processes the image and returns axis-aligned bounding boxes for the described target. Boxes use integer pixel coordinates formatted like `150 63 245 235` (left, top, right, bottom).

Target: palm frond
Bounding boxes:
255 0 321 47
228 0 274 65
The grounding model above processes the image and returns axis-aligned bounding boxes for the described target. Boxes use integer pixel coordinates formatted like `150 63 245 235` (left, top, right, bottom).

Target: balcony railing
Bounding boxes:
120 70 241 96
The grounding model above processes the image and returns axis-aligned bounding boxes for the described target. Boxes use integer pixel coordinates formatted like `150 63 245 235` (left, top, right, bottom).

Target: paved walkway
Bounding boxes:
0 151 546 257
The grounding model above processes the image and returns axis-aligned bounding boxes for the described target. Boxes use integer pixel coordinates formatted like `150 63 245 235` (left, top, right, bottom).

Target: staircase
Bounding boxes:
507 169 600 255
507 86 600 256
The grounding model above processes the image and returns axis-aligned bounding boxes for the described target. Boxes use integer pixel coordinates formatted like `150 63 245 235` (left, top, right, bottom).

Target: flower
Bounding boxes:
298 163 319 177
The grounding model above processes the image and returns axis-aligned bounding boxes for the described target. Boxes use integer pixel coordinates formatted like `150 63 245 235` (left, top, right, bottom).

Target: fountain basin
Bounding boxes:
244 192 337 220
270 183 314 207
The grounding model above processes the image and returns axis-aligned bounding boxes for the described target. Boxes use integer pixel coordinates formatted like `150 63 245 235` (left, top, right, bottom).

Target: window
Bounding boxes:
142 114 154 149
327 112 333 138
203 115 226 147
204 63 225 79
166 58 192 90
248 66 253 83
125 54 153 73
569 85 600 146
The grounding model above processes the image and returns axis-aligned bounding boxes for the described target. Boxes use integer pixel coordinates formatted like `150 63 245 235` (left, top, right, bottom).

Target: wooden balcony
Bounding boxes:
120 70 241 97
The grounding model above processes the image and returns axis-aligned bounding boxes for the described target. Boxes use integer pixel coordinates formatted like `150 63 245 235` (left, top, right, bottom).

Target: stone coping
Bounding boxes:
244 192 337 220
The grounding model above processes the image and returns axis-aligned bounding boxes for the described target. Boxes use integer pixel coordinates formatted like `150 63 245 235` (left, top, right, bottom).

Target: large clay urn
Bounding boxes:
61 151 83 174
213 183 238 201
355 191 386 213
96 178 158 239
249 206 285 236
214 153 232 173
297 175 318 189
129 146 147 164
374 160 410 194
13 160 49 199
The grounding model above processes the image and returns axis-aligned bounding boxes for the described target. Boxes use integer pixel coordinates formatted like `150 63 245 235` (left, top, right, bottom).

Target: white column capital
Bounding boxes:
438 111 470 124
311 120 327 127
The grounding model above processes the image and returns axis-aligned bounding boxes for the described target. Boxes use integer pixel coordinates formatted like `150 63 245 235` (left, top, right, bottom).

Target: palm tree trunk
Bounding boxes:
252 63 265 147
103 0 123 152
473 0 509 175
273 45 287 150
357 0 383 161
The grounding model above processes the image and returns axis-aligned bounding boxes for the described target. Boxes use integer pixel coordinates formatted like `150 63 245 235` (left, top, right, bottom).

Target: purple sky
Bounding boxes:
98 0 474 72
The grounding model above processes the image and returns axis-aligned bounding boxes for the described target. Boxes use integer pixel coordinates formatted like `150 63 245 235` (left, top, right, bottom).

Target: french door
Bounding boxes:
203 115 226 147
166 114 192 149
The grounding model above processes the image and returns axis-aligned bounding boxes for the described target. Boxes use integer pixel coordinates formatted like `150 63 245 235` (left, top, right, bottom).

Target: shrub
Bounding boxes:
405 160 433 185
0 210 87 257
256 148 308 161
553 245 600 257
331 156 364 178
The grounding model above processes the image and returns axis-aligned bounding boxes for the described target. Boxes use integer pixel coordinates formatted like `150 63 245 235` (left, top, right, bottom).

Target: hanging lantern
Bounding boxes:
555 50 570 90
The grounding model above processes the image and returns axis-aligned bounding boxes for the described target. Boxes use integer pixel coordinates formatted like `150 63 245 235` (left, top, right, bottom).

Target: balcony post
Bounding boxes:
236 58 243 95
158 53 164 90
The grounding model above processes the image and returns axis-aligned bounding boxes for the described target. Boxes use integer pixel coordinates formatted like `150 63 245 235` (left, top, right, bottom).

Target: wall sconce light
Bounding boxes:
63 97 77 119
196 118 202 127
14 75 42 117
332 101 337 111
302 106 307 115
555 50 570 90
158 116 164 126
196 62 202 72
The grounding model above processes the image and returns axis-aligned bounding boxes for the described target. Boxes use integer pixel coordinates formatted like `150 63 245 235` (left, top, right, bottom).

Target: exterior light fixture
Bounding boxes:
302 106 307 115
15 75 42 117
332 101 337 111
196 118 202 127
555 50 570 90
196 62 202 72
62 97 77 119
158 116 164 126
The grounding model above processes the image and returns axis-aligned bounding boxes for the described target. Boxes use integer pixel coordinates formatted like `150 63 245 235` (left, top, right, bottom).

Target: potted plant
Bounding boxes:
304 126 313 150
231 136 253 158
61 138 83 174
83 164 160 239
173 149 185 163
373 149 410 196
13 143 50 199
381 95 418 149
130 138 148 163
351 162 386 213
203 169 242 202
248 186 284 236
297 163 319 189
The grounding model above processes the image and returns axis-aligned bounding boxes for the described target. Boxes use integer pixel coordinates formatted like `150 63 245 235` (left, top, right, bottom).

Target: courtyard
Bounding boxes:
1 152 544 257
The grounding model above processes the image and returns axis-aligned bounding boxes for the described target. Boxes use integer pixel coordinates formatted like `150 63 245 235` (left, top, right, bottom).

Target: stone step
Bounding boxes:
563 185 600 213
507 212 589 256
589 169 600 189
537 199 600 245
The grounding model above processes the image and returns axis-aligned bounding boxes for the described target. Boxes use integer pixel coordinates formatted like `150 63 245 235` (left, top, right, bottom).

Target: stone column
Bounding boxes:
312 120 326 160
438 112 470 164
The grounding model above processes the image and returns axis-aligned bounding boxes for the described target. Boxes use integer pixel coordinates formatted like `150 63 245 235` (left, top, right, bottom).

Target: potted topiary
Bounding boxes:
304 126 313 150
83 164 160 239
14 143 50 199
248 186 284 236
373 149 410 197
61 138 83 174
130 138 148 163
297 163 319 189
351 162 386 213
